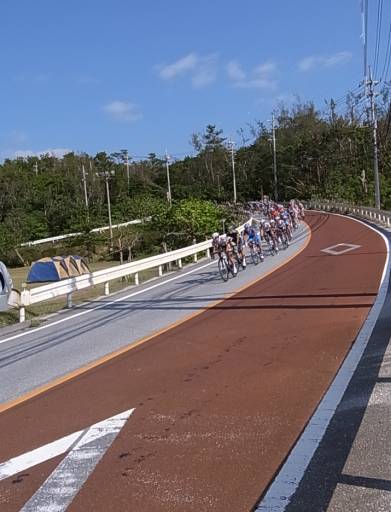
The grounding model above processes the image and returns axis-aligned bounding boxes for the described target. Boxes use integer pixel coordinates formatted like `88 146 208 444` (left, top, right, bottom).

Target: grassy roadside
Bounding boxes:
0 261 171 328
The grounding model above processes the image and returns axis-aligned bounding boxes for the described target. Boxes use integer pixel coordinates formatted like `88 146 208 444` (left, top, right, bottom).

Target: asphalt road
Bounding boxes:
0 224 309 404
0 213 387 512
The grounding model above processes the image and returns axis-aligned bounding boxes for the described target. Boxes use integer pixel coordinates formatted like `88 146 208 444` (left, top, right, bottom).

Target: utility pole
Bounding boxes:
81 164 89 209
271 113 278 202
228 139 237 203
124 150 130 192
105 175 113 245
365 67 381 209
165 150 172 205
96 170 115 248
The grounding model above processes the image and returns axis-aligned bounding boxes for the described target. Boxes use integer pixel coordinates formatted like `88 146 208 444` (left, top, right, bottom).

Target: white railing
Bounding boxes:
15 219 252 323
307 201 391 227
20 218 147 247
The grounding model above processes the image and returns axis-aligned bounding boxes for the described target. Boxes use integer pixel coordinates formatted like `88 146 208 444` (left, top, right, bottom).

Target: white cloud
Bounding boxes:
159 53 199 79
158 52 218 88
298 51 352 72
103 101 143 123
227 60 278 90
227 61 246 82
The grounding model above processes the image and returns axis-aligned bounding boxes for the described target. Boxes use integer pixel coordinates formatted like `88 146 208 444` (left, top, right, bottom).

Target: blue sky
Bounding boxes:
0 0 388 161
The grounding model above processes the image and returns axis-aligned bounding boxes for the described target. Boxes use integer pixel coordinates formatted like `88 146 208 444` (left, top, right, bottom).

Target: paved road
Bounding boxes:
0 213 386 511
0 224 309 404
256 216 391 512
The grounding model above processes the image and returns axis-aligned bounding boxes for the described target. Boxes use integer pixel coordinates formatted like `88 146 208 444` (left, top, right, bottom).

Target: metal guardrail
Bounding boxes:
14 219 252 323
20 218 147 247
307 201 391 227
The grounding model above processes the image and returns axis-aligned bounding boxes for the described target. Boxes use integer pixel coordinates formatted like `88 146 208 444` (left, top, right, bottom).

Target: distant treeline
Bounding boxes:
1 94 391 262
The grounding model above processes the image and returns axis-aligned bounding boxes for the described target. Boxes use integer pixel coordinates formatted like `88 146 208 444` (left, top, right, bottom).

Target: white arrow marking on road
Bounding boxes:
0 408 134 511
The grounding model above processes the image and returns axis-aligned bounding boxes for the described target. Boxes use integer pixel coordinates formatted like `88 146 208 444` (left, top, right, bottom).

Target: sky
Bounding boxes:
0 0 389 161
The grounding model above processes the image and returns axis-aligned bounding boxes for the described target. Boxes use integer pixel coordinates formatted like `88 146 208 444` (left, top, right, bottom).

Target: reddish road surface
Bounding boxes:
0 212 387 511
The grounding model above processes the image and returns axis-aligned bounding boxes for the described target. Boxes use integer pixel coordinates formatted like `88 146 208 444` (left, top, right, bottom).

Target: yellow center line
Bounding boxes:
0 223 312 414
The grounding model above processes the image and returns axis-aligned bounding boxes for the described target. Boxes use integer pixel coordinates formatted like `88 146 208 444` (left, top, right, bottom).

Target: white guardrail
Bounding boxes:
20 218 147 247
14 219 253 323
308 201 391 227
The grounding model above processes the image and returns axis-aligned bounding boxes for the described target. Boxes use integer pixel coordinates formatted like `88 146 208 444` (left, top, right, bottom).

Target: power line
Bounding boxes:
330 85 365 106
373 0 384 79
380 20 391 80
361 0 369 77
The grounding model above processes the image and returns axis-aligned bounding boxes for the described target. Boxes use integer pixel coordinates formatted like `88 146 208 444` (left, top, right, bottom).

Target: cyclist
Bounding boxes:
243 222 251 245
297 200 305 219
248 226 264 261
276 216 289 246
229 229 247 268
281 210 293 240
212 232 237 274
263 219 279 252
212 232 221 259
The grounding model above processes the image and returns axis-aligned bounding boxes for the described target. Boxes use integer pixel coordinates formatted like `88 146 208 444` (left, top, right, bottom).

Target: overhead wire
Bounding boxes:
380 20 391 80
373 0 384 79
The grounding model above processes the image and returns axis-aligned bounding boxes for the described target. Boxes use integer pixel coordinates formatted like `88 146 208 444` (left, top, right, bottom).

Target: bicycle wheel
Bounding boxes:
268 240 276 256
218 257 229 282
250 246 259 265
236 252 246 271
227 258 238 277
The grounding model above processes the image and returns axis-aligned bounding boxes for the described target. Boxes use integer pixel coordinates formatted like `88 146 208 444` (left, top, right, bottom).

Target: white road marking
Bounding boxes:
321 243 361 255
0 260 216 346
19 408 134 512
0 430 83 482
256 214 390 511
0 409 134 484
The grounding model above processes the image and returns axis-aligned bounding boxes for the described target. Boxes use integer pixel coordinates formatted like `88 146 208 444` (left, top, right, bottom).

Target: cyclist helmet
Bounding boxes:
212 232 219 239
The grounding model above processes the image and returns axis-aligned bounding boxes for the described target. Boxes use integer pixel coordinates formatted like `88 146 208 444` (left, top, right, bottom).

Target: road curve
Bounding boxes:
0 223 309 405
0 212 386 512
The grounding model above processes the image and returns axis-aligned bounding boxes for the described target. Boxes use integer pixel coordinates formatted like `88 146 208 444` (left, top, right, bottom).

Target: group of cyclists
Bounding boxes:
211 199 305 281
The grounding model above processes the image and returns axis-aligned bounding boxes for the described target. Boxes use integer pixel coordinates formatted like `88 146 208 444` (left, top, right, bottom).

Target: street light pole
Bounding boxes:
165 150 172 205
271 113 278 202
228 139 237 203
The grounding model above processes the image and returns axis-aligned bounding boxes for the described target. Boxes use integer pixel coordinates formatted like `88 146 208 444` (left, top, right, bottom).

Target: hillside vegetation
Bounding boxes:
1 96 390 265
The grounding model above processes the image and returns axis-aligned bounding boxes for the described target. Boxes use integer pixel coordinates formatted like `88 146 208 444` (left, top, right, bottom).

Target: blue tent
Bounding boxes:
27 257 70 283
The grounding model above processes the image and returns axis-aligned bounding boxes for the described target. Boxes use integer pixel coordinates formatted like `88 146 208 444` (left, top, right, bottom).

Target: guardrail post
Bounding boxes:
67 292 73 308
134 272 139 286
104 282 110 295
19 306 25 323
387 217 391 227
158 265 163 277
177 259 183 269
193 252 198 263
206 248 211 258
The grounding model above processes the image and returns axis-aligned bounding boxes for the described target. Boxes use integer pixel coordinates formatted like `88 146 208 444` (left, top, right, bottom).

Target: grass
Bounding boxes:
0 260 176 328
